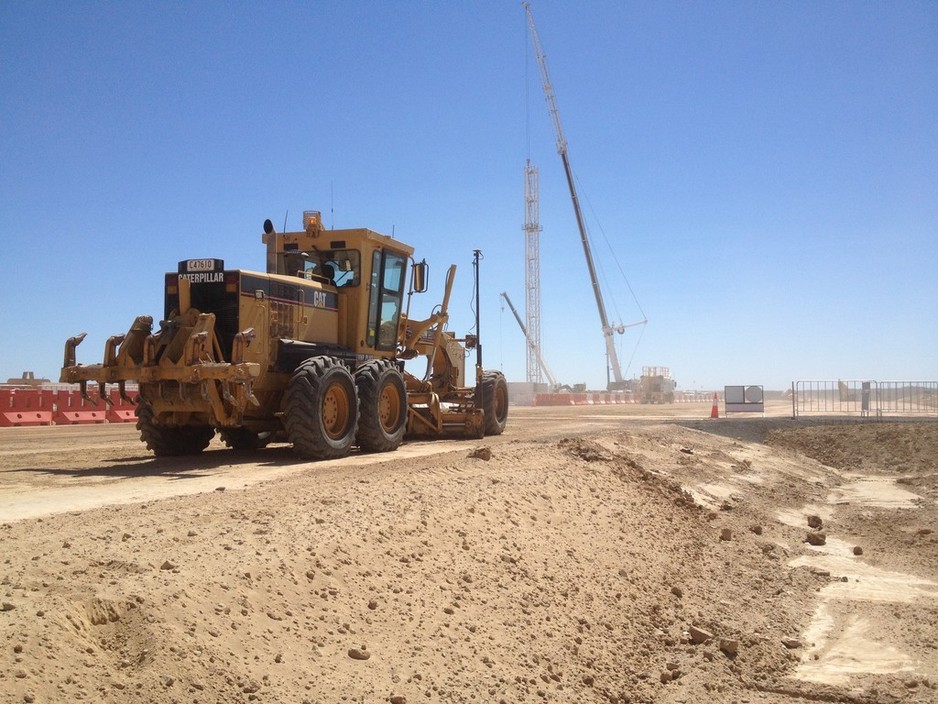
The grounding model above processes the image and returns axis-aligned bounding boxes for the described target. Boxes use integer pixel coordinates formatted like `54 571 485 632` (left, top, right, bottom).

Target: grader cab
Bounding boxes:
60 211 508 459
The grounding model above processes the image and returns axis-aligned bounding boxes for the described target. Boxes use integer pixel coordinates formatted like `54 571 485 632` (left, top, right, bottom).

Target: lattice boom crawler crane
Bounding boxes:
60 211 508 459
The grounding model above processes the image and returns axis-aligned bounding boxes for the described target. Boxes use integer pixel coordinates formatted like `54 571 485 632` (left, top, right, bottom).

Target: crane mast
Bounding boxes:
524 2 627 389
523 159 543 385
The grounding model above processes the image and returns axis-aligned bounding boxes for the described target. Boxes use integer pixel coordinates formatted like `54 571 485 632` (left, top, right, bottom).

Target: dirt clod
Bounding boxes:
469 447 492 461
689 626 714 644
805 532 827 546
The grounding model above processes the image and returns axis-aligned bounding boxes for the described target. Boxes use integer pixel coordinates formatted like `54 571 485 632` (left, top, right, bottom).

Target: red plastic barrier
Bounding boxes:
53 390 107 425
533 393 575 406
106 388 139 423
571 393 591 405
0 388 54 427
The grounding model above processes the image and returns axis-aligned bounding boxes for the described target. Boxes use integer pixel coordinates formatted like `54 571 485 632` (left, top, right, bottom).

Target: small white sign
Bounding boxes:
724 385 765 414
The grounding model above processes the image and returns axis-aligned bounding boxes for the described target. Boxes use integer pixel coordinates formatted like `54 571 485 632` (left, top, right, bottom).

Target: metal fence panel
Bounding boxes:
793 380 938 418
876 382 938 416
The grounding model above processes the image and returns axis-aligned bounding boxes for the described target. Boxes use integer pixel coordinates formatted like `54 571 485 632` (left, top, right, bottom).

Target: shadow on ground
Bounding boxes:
674 416 866 444
8 444 319 480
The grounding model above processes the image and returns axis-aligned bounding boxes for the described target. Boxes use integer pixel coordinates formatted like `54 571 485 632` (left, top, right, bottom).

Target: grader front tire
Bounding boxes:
285 357 359 460
355 360 407 453
135 402 215 457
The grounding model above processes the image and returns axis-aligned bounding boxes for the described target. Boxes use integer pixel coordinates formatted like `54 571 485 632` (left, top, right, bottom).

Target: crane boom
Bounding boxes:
524 2 629 389
501 291 558 389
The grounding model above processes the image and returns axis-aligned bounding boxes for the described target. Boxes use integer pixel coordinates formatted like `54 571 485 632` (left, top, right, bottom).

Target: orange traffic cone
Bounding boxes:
710 392 719 419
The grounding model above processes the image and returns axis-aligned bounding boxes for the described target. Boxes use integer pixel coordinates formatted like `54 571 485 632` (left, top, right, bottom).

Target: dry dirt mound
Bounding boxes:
1 420 937 703
766 422 938 476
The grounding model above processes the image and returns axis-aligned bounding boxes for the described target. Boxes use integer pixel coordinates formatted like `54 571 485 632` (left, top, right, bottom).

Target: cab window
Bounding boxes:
325 249 360 287
282 249 360 287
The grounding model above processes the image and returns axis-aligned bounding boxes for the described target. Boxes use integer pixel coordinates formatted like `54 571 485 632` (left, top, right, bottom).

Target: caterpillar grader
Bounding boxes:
60 210 508 459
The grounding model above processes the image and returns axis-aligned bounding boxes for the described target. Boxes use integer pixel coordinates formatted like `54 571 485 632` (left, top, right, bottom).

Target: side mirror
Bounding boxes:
412 259 429 293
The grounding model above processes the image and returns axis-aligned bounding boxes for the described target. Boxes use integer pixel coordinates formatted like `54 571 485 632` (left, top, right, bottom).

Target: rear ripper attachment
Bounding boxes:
60 211 508 460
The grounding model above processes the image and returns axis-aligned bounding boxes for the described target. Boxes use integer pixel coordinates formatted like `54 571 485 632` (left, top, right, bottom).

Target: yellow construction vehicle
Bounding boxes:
60 210 508 458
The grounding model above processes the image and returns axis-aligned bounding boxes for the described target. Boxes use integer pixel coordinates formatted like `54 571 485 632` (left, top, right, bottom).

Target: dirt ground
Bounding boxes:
1 402 936 703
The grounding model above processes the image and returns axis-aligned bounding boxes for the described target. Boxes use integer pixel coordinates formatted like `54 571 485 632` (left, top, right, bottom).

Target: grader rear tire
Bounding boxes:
285 356 359 460
135 402 215 457
355 360 407 452
477 371 509 436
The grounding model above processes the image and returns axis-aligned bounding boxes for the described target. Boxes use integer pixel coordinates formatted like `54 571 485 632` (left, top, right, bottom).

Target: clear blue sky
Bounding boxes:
2 1 935 391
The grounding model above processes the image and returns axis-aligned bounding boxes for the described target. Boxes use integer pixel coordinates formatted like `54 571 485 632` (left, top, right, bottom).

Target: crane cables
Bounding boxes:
572 163 648 378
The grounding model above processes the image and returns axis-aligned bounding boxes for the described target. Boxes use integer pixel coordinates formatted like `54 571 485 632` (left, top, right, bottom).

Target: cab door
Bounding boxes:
366 249 407 351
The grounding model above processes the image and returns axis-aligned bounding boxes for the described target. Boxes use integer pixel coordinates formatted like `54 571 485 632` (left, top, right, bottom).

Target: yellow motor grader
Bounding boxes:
60 211 508 459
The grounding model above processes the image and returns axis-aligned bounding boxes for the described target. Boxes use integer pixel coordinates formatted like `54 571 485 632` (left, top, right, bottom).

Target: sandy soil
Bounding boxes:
1 403 936 703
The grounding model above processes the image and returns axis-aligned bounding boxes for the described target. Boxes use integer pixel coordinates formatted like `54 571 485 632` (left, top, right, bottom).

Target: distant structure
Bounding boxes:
523 159 543 385
640 366 676 404
4 371 50 387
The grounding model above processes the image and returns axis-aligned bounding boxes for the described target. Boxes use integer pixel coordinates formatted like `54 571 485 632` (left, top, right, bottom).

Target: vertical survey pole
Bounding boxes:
473 249 483 377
